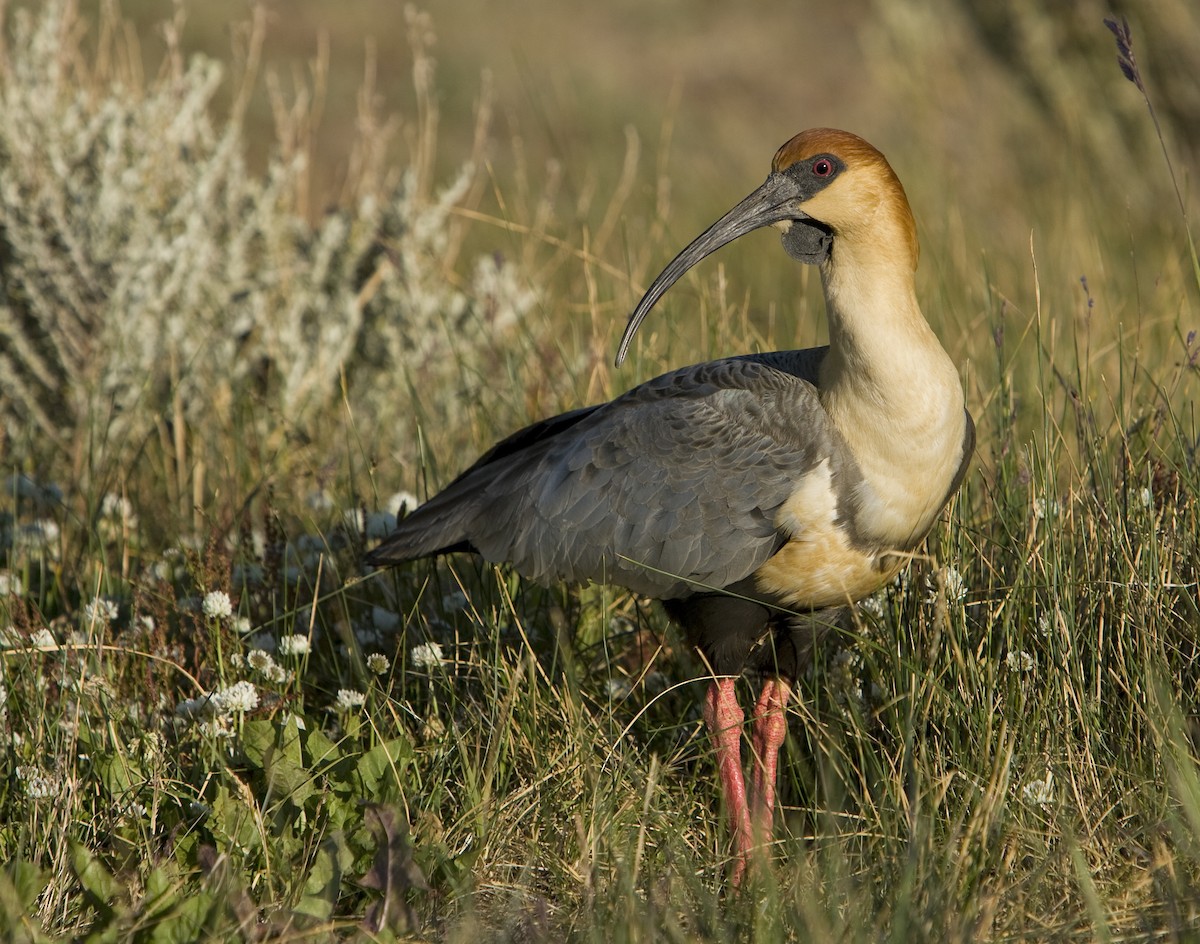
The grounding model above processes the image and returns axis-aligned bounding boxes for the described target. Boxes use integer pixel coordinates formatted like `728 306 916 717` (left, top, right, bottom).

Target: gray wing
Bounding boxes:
369 350 841 599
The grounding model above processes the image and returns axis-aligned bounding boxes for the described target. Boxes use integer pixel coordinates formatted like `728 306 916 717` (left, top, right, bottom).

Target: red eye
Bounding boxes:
812 158 833 177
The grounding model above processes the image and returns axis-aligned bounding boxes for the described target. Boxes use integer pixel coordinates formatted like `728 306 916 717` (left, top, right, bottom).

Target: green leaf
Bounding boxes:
210 785 262 858
92 752 145 802
148 891 217 944
356 737 414 799
293 832 354 923
243 716 315 807
302 725 341 770
70 842 118 912
239 719 276 771
139 862 189 927
143 865 169 902
0 859 47 921
76 726 145 804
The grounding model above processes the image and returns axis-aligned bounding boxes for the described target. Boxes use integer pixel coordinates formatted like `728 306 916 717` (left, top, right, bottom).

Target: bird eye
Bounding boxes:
812 158 834 177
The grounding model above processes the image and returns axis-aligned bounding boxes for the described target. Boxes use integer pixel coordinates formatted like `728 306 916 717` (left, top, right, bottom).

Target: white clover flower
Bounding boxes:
174 696 208 719
410 641 444 670
232 616 252 635
366 652 390 675
1005 650 1035 673
386 491 420 518
335 689 366 711
229 653 246 669
604 677 632 700
925 566 966 605
859 593 886 619
1032 496 1060 521
1035 612 1051 637
244 648 289 685
1021 772 1054 808
137 732 164 761
199 718 236 739
100 493 135 522
82 597 119 627
1139 487 1153 509
16 765 58 800
278 634 311 657
16 519 60 555
201 590 233 620
150 552 186 583
0 571 24 597
29 628 56 648
137 614 156 633
210 680 259 716
943 567 966 603
306 490 334 512
831 647 865 709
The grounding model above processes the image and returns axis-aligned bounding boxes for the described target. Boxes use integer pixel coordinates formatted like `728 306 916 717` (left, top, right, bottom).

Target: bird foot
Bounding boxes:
749 677 791 840
704 675 792 887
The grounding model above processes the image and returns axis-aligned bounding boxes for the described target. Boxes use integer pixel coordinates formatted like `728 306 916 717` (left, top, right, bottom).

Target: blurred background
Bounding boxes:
98 0 1199 232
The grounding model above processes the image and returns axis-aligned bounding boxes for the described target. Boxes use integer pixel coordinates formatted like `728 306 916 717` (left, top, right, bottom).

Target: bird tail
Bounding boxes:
364 490 479 567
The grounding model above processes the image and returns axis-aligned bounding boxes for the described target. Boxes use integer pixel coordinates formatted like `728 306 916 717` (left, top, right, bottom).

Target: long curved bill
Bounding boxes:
615 171 809 366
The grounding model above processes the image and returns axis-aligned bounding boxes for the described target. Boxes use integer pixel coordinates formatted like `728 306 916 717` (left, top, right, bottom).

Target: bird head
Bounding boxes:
615 128 916 366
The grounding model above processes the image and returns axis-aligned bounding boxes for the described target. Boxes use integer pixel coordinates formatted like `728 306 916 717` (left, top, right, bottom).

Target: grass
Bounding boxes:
1 1 1199 941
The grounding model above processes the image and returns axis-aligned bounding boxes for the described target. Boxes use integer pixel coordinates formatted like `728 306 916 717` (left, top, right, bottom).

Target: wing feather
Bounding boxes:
435 352 846 598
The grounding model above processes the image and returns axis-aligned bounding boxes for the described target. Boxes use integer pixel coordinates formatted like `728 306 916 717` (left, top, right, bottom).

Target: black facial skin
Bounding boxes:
781 218 833 265
779 152 845 198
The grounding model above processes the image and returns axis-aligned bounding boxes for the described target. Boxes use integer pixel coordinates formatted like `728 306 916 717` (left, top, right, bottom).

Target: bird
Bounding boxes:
367 128 974 884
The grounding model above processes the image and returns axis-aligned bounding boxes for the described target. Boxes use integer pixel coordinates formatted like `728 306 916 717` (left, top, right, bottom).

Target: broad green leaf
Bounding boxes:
356 737 414 799
148 891 216 944
211 785 262 857
70 842 118 910
242 716 315 807
293 832 353 923
0 859 47 921
302 725 341 770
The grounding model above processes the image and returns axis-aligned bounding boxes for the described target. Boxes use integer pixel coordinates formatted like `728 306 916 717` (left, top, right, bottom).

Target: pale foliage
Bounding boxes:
0 1 538 468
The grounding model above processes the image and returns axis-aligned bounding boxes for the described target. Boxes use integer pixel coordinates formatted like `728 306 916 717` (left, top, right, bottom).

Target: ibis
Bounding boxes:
367 128 974 883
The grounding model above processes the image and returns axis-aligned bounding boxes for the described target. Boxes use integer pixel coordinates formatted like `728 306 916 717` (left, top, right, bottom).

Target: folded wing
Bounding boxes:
367 351 844 599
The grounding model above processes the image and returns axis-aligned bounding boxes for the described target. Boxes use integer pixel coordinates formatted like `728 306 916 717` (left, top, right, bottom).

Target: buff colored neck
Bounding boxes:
816 223 966 548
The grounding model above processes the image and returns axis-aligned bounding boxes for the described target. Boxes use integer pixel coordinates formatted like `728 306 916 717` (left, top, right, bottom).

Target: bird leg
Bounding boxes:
702 676 753 882
749 676 791 841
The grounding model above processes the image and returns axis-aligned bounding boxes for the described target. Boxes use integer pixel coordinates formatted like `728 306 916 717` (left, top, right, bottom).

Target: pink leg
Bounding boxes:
702 677 752 884
749 677 791 843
